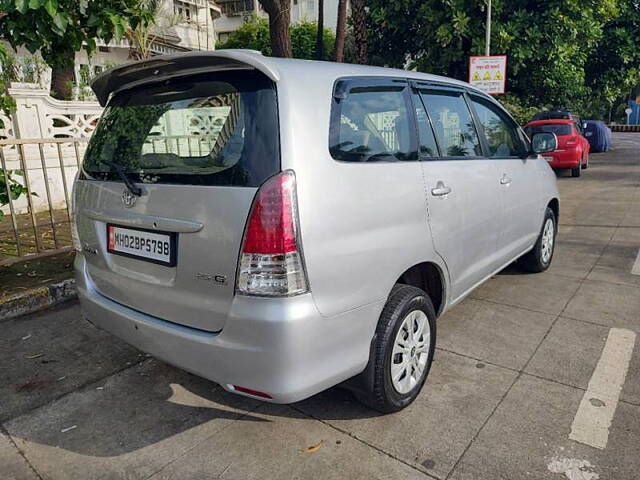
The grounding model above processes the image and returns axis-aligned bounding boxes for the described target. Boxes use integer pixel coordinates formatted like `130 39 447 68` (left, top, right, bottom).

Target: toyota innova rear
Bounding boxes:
75 50 560 412
74 52 372 405
77 69 287 333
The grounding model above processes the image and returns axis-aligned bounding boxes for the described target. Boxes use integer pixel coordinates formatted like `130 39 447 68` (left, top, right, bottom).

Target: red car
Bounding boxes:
524 119 590 177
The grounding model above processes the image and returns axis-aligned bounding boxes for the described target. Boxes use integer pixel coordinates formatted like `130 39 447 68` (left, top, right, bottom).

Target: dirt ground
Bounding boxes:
0 250 74 300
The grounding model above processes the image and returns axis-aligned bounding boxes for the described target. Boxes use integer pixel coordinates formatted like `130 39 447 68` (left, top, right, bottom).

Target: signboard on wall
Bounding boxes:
469 56 507 95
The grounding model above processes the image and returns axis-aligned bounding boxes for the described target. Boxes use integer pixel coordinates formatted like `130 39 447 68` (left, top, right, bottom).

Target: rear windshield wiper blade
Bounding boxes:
99 159 142 197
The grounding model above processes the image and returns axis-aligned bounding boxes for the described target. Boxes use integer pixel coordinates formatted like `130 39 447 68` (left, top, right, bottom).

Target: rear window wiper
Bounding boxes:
99 159 142 197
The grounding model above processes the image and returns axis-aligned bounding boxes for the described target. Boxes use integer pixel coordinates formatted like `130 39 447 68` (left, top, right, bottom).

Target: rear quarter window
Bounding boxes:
525 124 572 137
82 71 279 187
329 78 417 162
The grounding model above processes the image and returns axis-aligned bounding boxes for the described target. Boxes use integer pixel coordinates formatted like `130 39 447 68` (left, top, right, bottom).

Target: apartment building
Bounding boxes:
215 0 342 44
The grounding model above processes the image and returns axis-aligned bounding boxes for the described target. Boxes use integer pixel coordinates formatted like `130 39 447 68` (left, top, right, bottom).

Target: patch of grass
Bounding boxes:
0 250 75 300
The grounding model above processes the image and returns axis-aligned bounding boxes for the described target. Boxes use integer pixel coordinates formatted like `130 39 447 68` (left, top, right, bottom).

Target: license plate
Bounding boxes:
107 224 176 266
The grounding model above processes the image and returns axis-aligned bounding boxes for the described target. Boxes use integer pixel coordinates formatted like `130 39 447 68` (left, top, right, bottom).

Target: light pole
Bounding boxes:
485 0 492 56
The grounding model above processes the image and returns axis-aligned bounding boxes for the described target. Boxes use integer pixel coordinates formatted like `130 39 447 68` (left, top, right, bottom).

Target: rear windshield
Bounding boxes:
82 71 279 187
525 124 572 137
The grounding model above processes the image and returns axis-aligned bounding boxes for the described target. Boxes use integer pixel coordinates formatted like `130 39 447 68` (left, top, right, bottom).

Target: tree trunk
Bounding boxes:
50 64 75 100
351 0 368 64
334 0 347 62
259 0 292 58
315 0 324 59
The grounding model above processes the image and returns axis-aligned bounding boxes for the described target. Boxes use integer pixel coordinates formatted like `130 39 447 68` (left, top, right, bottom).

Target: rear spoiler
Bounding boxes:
91 50 280 107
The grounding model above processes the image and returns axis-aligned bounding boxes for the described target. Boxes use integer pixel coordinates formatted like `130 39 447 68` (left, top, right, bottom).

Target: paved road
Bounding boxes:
2 133 639 480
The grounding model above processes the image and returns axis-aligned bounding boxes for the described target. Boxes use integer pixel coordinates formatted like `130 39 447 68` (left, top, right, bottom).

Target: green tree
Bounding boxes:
0 44 16 126
584 0 640 121
496 1 619 110
0 42 26 222
366 0 632 120
0 0 153 99
217 18 335 61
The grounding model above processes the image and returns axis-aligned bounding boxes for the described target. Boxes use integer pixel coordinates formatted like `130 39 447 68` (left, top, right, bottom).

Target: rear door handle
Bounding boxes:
431 182 452 197
500 174 512 185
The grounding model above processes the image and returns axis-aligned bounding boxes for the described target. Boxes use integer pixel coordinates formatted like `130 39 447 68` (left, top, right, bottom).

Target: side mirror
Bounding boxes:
531 132 558 154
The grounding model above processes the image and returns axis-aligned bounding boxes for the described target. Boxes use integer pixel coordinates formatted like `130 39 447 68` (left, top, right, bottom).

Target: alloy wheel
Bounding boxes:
390 310 431 394
541 218 555 264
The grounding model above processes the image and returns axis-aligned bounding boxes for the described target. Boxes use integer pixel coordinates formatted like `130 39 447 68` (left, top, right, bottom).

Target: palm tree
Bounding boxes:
334 0 348 62
315 0 325 59
351 0 368 64
126 0 182 60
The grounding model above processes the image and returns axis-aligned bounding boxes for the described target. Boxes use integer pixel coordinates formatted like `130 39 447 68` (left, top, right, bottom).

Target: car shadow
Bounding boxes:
495 262 528 275
7 359 379 458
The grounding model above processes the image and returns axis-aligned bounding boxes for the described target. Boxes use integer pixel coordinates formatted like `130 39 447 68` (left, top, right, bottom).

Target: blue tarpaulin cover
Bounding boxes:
584 120 611 152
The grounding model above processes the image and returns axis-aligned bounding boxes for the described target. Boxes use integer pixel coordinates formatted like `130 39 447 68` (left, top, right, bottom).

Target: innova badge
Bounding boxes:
121 189 137 208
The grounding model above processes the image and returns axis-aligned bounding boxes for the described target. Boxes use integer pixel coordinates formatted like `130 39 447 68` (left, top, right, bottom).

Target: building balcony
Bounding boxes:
219 0 255 16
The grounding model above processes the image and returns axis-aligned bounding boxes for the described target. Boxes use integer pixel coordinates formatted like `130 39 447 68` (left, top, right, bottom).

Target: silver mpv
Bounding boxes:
74 50 560 412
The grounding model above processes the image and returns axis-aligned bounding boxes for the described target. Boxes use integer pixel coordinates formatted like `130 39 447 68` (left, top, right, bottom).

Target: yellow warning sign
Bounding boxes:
469 55 507 94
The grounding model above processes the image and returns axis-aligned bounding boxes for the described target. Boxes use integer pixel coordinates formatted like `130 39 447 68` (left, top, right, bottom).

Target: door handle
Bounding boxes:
431 181 452 197
500 174 512 185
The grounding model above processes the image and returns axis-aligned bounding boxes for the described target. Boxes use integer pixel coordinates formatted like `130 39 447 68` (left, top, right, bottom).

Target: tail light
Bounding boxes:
566 138 577 146
236 171 308 296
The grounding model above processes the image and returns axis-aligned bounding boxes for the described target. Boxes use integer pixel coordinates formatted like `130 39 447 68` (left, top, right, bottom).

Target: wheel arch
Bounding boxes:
394 261 446 317
548 198 559 223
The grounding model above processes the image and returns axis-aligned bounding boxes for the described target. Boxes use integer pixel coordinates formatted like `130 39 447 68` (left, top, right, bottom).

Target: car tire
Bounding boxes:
571 164 581 177
582 155 589 169
520 207 557 273
355 285 436 413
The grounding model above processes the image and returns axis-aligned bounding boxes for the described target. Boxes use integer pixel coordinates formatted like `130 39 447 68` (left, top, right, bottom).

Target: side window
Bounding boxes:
574 122 584 136
419 90 482 157
329 79 417 162
470 96 528 158
412 92 439 158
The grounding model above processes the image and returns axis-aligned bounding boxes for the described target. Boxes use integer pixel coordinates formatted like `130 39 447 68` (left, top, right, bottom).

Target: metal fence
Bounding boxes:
0 137 88 266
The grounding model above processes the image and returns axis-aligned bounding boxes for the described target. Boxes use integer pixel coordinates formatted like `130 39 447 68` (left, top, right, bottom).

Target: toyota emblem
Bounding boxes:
122 189 137 208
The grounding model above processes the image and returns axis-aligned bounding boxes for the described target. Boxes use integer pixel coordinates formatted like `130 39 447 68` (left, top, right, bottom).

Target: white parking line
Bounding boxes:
631 248 640 275
569 328 636 449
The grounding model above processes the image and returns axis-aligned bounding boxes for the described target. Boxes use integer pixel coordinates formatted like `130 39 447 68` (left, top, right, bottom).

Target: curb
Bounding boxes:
609 125 640 133
0 278 77 321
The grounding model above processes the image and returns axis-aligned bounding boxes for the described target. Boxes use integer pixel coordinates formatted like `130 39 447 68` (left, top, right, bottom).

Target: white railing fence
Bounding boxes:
0 138 89 265
0 87 101 264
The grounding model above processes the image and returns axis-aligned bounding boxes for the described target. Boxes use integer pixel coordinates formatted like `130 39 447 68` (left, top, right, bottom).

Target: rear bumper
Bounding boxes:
544 149 581 168
75 254 380 403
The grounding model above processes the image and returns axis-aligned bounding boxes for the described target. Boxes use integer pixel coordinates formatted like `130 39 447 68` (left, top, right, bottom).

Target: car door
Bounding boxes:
412 84 503 302
468 94 542 260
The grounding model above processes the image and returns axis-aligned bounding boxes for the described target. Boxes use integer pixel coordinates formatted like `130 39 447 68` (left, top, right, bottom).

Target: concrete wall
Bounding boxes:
0 87 101 216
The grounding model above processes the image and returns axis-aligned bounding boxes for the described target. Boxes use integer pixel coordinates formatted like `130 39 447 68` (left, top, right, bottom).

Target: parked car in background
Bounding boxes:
584 120 612 152
524 119 590 177
533 109 582 124
74 50 561 413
